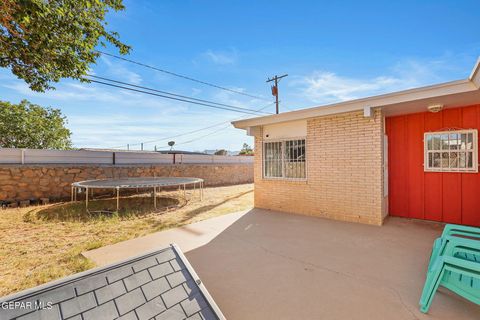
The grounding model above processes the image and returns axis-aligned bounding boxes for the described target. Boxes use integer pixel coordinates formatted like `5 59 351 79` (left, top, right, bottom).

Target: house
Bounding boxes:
232 58 480 226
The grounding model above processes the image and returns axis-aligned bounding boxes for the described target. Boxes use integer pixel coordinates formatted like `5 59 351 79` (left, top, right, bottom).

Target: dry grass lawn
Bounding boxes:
0 183 253 296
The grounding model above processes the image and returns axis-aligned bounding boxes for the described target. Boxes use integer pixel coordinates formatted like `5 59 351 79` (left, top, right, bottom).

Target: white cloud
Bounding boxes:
204 49 238 65
191 88 202 96
210 87 273 118
110 65 142 84
0 56 253 151
2 80 187 113
69 112 246 150
99 56 142 84
296 72 402 103
290 57 463 105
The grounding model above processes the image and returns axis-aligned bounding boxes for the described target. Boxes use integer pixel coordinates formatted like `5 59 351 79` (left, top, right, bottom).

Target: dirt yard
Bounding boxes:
0 183 253 296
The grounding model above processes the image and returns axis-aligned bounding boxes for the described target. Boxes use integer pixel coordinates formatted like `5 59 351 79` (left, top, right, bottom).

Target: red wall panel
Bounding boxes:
386 116 408 217
386 105 480 226
406 113 425 219
423 112 443 222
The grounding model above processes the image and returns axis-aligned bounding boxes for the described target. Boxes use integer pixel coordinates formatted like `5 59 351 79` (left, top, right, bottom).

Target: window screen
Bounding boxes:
264 139 306 179
424 130 477 172
264 141 283 177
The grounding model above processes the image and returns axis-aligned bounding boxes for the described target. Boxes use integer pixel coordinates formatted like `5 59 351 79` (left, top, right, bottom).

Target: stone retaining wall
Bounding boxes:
0 163 253 201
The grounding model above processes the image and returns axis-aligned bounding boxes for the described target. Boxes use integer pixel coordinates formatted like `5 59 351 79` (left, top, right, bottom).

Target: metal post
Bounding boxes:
183 184 186 200
71 186 74 202
116 187 120 212
153 186 157 209
85 187 89 210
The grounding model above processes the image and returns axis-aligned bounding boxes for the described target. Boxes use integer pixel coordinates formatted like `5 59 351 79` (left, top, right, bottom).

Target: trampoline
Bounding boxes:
71 177 204 212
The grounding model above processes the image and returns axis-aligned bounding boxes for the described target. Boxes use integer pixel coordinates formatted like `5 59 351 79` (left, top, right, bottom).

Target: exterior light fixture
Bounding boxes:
427 104 444 113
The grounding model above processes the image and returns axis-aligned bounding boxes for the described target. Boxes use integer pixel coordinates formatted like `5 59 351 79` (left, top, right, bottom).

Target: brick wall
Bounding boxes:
0 163 253 201
254 110 385 225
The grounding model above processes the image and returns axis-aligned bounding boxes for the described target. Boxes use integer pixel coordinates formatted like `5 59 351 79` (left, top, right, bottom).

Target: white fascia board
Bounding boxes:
469 57 480 88
232 79 474 129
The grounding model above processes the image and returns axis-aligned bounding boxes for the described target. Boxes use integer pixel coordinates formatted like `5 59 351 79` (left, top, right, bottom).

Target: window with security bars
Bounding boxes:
424 130 478 172
263 139 306 179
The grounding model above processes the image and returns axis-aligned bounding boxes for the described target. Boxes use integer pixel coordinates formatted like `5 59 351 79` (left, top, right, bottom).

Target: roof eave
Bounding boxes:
233 57 480 130
469 57 480 88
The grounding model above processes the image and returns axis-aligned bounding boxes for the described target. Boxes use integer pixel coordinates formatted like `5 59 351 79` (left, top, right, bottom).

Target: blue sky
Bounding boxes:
1 0 479 151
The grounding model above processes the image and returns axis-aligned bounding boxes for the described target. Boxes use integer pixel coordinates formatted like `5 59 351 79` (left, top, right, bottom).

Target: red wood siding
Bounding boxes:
386 104 480 226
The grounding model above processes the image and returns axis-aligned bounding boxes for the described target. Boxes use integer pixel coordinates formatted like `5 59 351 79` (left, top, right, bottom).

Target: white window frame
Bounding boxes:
262 137 307 181
424 129 478 173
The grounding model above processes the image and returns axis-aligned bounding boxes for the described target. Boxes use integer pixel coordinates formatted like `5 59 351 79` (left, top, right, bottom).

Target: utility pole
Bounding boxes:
266 74 288 114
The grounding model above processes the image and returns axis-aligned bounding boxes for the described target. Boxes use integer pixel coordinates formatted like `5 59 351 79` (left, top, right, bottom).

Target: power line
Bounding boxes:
148 102 274 148
87 78 271 116
96 50 270 101
155 124 233 149
86 75 272 115
108 102 275 149
111 121 227 149
153 102 274 145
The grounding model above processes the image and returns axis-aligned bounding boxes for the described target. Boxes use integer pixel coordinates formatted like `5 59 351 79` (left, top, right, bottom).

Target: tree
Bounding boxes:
0 100 72 149
0 0 130 92
239 143 253 155
214 149 228 156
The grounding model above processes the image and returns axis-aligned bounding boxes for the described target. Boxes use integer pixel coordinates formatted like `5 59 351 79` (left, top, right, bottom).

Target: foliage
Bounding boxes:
0 99 72 149
214 149 228 156
239 142 254 155
0 0 130 92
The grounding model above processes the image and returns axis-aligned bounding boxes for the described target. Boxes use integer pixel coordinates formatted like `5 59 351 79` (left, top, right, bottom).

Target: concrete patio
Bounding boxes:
85 209 480 319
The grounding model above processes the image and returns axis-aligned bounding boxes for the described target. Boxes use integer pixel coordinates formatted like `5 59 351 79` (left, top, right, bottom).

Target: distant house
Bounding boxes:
203 150 240 156
233 58 480 227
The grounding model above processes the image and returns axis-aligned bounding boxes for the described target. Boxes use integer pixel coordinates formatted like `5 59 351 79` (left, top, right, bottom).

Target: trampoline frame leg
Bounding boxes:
85 187 89 210
73 179 204 212
116 187 120 212
153 186 157 209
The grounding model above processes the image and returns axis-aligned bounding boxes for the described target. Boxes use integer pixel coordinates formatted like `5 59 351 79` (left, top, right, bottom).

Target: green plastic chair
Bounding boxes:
440 224 480 239
428 224 480 271
420 237 480 313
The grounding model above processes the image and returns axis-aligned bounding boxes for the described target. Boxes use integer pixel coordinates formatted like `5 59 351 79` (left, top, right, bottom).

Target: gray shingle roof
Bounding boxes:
0 244 225 320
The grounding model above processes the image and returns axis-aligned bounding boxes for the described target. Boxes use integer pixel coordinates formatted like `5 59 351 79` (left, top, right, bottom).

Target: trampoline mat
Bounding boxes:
72 177 203 189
